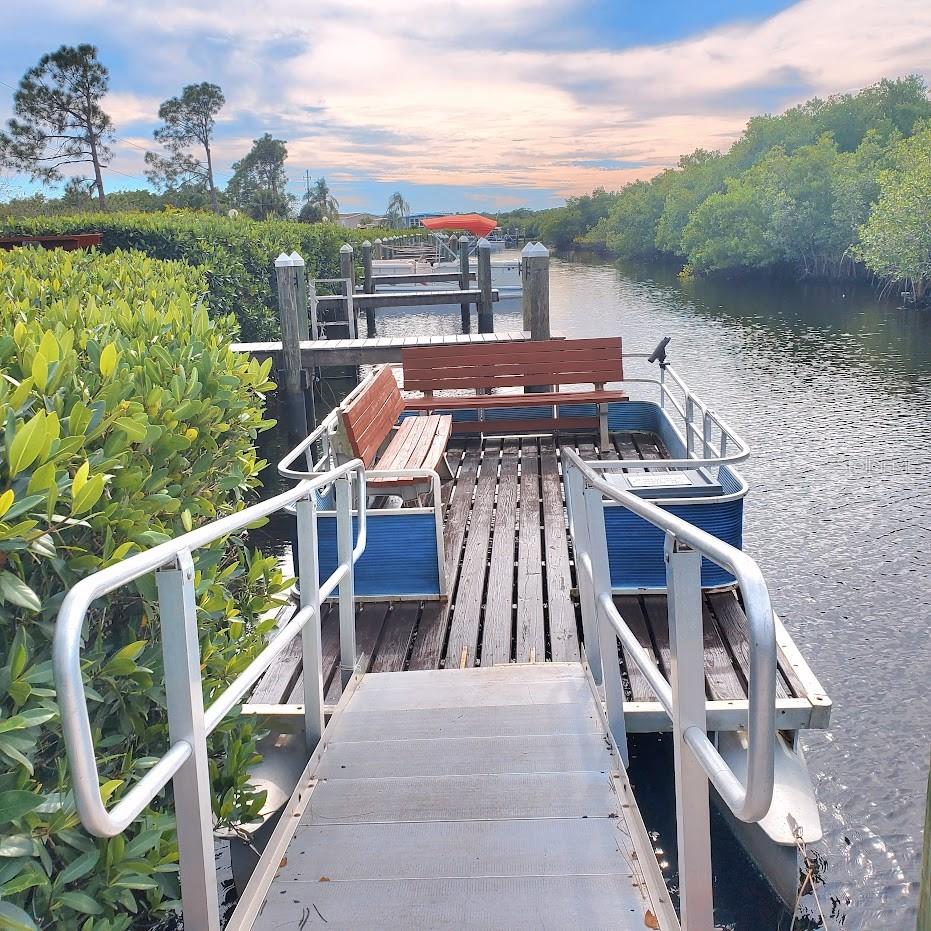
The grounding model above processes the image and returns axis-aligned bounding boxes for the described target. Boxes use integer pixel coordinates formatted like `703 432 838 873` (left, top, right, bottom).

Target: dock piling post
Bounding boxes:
477 238 494 333
666 535 714 930
362 239 377 337
275 252 310 445
339 243 357 339
374 237 382 260
459 234 471 333
522 242 550 340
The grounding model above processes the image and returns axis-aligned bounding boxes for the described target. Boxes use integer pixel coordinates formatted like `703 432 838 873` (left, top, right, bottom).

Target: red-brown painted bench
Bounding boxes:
337 365 452 500
401 337 627 446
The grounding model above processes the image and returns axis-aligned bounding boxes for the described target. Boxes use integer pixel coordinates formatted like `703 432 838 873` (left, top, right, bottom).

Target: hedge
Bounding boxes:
0 247 288 929
0 213 405 341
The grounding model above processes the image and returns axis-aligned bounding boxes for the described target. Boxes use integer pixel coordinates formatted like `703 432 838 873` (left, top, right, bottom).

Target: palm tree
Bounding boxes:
303 176 339 220
386 190 410 228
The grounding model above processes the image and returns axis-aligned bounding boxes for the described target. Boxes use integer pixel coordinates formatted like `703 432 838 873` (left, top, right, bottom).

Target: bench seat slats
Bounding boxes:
404 389 629 411
338 367 452 488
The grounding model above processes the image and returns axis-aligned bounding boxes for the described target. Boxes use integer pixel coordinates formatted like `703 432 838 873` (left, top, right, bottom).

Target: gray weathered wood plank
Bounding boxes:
516 438 544 661
539 438 579 661
482 440 519 665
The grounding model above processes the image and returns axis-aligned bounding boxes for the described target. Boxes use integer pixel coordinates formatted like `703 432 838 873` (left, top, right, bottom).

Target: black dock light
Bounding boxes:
648 336 671 365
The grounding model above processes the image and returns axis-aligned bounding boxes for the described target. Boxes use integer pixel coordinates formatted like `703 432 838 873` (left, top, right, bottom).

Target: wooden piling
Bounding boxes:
362 239 376 337
476 238 494 333
522 241 551 340
459 234 471 333
274 252 311 443
339 243 357 339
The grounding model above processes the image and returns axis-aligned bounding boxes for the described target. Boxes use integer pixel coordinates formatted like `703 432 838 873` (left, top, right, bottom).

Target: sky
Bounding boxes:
2 0 931 214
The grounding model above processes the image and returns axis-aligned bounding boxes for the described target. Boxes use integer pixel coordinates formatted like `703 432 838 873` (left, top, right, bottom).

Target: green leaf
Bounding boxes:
72 460 90 497
0 834 38 857
114 417 146 442
1 864 48 895
70 473 105 516
58 849 99 885
0 708 57 733
0 789 43 824
7 411 47 478
55 891 104 915
0 572 41 613
0 901 40 931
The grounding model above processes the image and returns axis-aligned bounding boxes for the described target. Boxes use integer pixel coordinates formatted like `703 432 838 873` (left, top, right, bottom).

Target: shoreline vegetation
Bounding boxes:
497 76 931 305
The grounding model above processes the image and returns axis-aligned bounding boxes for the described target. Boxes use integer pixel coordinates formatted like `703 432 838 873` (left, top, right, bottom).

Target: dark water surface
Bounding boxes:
364 252 930 930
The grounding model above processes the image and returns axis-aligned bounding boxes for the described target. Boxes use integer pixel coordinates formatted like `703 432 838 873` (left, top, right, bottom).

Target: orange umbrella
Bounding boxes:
420 213 497 237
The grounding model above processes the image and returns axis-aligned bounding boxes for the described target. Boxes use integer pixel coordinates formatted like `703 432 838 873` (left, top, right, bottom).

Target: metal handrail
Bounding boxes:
562 447 776 823
53 458 367 842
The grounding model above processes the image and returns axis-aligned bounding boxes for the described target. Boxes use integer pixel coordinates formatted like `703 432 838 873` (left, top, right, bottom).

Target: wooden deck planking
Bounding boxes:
613 595 662 702
445 441 499 667
515 439 545 662
482 440 519 666
539 438 579 661
250 428 806 722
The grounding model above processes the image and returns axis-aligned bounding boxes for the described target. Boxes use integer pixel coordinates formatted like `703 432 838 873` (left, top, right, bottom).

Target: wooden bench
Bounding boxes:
401 337 627 446
338 365 452 500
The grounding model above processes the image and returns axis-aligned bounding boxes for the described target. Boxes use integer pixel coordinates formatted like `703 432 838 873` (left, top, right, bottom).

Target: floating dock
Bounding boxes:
53 325 832 930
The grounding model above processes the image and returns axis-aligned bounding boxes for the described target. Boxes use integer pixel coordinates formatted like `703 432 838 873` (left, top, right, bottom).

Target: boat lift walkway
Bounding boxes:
231 663 672 929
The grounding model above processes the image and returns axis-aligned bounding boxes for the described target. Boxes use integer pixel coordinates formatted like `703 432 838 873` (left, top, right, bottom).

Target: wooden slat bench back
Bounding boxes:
402 336 623 393
400 338 626 445
341 365 405 467
337 366 452 493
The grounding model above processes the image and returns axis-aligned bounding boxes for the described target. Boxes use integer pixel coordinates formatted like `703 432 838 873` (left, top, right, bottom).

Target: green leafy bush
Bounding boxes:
0 247 287 928
0 212 401 341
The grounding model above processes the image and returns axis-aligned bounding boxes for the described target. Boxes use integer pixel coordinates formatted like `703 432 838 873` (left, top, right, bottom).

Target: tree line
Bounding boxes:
509 76 931 302
0 44 413 226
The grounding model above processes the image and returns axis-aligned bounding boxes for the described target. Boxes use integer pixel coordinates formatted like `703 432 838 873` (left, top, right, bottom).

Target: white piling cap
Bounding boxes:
339 243 353 253
374 238 382 244
458 234 470 243
274 252 293 268
524 241 549 257
289 251 305 266
476 237 491 248
362 239 372 247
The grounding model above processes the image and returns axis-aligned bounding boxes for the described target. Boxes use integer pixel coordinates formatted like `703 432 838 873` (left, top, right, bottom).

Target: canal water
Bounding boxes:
355 252 930 930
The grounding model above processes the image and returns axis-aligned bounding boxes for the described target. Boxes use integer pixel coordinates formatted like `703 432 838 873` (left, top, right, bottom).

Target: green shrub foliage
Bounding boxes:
0 247 287 928
0 213 399 341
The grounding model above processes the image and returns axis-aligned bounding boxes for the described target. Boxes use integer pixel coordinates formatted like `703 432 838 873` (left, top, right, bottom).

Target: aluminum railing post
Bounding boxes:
157 549 221 931
665 533 714 931
296 494 324 750
584 483 628 765
565 463 601 683
685 395 694 457
336 475 357 687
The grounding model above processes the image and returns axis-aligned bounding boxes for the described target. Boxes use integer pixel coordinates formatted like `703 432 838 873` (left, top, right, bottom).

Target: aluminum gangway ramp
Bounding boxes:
234 663 674 930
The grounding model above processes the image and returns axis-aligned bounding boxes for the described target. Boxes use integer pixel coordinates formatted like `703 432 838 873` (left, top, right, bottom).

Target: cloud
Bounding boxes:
4 0 931 207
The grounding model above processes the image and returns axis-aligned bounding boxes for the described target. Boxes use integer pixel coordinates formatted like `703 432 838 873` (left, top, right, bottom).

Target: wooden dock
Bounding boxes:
233 331 531 368
251 432 824 731
235 664 671 930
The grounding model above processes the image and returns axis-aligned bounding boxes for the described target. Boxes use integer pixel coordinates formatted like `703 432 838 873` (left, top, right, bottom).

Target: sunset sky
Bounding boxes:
3 0 931 212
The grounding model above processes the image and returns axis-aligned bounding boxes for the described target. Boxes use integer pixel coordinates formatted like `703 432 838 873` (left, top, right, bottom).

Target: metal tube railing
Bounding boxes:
53 458 367 931
562 446 776 929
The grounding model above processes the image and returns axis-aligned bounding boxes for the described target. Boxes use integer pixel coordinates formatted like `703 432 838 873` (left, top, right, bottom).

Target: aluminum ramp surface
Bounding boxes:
242 663 674 930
